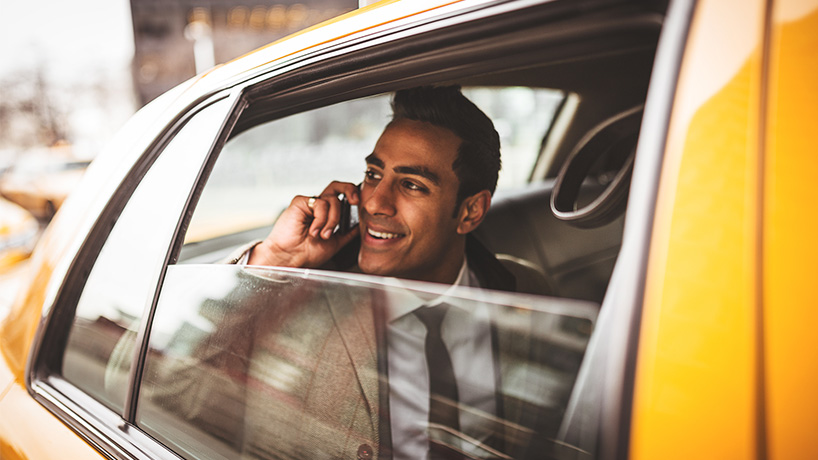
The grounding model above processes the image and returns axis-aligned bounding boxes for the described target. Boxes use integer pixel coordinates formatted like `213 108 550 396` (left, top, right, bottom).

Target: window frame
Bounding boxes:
175 10 663 458
27 90 243 460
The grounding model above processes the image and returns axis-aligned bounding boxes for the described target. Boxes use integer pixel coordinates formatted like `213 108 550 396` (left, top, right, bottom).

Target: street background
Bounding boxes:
0 0 362 316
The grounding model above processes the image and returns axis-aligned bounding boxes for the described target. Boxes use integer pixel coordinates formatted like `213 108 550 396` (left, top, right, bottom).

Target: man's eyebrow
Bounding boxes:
365 153 440 186
394 166 440 186
365 153 384 168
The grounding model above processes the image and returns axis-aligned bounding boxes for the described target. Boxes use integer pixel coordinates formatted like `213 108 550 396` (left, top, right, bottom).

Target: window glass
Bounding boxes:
138 264 596 460
61 97 232 413
181 88 563 255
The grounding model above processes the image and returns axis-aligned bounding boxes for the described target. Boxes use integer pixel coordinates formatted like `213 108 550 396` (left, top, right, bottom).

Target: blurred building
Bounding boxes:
130 0 357 105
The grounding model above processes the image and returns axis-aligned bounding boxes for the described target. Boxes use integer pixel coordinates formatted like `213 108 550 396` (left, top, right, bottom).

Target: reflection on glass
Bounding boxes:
138 264 595 460
62 98 231 412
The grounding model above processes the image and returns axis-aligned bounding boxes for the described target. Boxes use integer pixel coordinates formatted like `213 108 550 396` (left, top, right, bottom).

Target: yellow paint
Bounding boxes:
0 381 105 459
763 1 818 459
631 0 766 457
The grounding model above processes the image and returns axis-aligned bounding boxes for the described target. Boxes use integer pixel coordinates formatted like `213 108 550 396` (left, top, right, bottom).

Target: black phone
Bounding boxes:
336 190 360 235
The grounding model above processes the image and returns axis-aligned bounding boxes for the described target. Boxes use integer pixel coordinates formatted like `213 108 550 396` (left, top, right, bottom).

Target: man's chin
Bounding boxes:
357 261 392 277
358 252 400 277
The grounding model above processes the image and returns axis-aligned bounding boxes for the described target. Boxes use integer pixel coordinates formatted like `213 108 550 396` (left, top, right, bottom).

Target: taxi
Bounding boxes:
0 0 816 459
0 155 91 220
0 198 38 272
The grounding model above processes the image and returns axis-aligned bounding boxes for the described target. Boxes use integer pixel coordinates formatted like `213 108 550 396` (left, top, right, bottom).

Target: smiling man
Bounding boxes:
234 85 533 460
246 85 514 292
356 118 469 284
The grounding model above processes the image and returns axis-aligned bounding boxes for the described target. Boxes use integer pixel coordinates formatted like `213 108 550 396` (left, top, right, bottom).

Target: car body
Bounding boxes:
1 0 816 459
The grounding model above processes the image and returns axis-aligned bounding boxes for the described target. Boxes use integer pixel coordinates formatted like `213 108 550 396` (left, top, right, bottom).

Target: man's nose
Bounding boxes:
362 181 396 217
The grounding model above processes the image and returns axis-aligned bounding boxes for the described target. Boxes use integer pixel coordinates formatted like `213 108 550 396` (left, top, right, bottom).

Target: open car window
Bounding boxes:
180 87 564 260
137 264 597 460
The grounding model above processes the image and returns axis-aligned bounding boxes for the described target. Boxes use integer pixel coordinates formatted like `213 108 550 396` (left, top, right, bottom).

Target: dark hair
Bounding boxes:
390 85 501 212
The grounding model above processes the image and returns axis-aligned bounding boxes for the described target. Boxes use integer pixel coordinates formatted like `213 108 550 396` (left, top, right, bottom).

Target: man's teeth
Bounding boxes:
368 228 402 239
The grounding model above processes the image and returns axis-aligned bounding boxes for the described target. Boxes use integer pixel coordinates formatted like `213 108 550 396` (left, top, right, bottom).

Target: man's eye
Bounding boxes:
364 169 381 181
402 180 427 193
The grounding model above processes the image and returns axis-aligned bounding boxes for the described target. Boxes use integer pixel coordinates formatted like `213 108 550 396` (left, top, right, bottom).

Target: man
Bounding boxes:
161 86 563 460
243 85 512 292
232 85 531 457
242 85 524 458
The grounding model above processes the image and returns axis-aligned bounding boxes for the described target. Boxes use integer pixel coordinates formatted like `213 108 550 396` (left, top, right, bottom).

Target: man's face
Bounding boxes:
358 118 466 284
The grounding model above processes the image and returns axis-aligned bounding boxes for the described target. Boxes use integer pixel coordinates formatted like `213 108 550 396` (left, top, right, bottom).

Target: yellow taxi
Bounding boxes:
0 197 38 272
0 152 91 221
1 0 816 459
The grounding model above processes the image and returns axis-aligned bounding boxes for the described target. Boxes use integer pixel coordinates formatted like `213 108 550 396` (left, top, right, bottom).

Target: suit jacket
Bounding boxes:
150 236 578 460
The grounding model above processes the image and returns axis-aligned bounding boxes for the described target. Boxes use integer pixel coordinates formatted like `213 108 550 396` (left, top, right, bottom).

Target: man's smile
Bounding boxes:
361 217 408 244
366 227 405 240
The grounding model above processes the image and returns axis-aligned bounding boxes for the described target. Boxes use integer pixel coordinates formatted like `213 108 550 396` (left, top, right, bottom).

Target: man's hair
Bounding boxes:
390 85 501 211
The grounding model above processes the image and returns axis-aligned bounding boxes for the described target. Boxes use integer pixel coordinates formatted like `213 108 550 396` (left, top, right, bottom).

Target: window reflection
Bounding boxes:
138 264 595 460
61 98 231 413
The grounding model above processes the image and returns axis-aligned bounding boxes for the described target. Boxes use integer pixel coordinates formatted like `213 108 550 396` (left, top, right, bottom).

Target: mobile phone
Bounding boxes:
336 191 359 235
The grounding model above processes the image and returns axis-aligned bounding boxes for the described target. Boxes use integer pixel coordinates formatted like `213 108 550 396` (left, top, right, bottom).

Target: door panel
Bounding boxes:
0 382 104 460
631 0 768 458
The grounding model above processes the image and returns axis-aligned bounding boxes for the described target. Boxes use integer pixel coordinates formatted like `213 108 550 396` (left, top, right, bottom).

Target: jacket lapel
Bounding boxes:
322 287 382 443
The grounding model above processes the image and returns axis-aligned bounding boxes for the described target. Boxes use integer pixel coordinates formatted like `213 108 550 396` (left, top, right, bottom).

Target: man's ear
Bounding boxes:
456 190 491 235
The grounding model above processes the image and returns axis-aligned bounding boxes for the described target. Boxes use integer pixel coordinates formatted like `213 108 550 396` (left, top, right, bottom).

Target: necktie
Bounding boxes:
415 304 462 459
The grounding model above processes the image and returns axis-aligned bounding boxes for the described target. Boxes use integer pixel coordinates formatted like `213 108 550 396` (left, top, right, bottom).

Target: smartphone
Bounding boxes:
336 191 359 235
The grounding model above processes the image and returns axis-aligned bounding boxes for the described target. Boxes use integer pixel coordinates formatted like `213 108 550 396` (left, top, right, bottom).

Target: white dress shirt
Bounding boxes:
385 259 497 460
240 248 499 458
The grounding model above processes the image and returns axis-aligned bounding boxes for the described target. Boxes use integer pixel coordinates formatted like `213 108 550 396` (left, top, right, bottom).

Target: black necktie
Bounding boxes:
415 304 462 459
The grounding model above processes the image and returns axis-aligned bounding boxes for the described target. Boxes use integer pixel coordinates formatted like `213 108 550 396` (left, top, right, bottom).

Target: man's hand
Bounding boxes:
248 181 361 268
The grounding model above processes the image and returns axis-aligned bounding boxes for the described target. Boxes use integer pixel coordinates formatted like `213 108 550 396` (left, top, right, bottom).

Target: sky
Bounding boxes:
0 0 137 160
0 0 136 311
0 0 134 82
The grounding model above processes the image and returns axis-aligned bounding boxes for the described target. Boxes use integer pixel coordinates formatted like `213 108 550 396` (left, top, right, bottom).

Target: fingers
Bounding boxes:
303 181 360 240
307 196 332 238
321 181 361 205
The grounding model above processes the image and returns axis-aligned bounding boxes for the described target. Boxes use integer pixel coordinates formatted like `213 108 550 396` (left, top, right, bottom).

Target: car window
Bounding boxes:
157 82 632 460
61 97 232 413
25 2 671 459
137 264 596 460
181 88 563 253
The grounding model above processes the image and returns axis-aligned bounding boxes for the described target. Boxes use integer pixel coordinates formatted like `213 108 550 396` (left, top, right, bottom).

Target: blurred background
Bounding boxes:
0 0 363 310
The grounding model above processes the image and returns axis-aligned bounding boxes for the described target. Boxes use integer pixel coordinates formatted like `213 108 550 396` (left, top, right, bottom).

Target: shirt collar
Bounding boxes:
383 258 476 323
